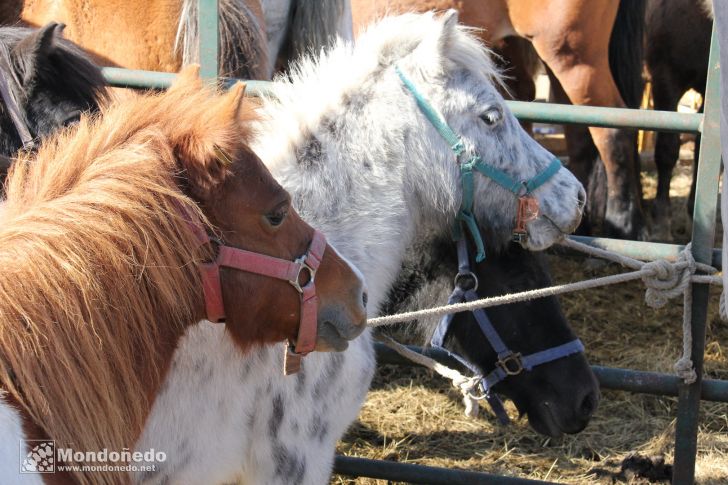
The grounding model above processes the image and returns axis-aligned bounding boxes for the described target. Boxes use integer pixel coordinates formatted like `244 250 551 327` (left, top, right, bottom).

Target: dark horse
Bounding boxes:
384 236 600 437
647 0 712 240
0 22 106 175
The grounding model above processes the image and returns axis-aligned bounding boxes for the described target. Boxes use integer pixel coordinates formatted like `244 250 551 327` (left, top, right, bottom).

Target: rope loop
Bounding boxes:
642 243 695 309
451 374 485 418
674 356 697 385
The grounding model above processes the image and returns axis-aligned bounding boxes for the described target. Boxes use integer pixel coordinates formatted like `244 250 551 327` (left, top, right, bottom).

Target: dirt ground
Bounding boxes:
332 137 728 484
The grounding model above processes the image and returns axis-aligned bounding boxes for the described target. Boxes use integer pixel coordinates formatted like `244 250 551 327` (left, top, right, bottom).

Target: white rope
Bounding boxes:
369 238 723 384
374 333 485 417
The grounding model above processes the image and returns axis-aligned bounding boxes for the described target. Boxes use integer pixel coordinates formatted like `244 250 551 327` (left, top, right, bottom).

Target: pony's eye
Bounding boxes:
479 107 503 127
265 209 288 227
63 110 82 126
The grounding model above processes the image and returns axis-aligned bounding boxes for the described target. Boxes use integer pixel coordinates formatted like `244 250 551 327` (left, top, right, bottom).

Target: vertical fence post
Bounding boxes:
198 0 219 80
672 24 721 485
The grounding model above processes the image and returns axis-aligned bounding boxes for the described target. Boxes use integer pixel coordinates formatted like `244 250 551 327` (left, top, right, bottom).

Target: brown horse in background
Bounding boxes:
14 0 270 78
0 66 367 485
353 0 646 240
9 0 353 79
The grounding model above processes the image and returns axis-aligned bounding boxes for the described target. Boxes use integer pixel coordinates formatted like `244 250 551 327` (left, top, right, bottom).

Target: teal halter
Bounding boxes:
395 65 562 261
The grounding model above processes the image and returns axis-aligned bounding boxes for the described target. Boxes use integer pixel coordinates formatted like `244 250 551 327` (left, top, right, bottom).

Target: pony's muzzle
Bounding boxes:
315 291 368 352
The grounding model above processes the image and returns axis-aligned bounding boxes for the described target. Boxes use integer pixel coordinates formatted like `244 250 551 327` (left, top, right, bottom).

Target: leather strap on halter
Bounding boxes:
431 238 584 424
179 201 325 374
0 65 35 150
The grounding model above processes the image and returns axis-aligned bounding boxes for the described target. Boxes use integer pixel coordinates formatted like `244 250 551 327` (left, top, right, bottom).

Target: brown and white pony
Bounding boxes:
0 66 366 485
352 0 646 240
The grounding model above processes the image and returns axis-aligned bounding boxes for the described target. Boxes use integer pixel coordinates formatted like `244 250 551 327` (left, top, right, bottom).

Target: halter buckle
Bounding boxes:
512 231 528 243
453 271 478 291
497 352 524 376
283 342 303 375
513 195 539 243
288 256 317 294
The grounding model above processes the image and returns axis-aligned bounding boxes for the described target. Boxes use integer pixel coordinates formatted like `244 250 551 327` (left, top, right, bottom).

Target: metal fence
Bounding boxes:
99 1 723 483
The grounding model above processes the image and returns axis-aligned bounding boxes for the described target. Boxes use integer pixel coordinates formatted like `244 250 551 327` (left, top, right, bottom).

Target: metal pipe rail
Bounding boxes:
374 344 728 402
101 67 723 272
100 2 723 481
333 456 555 485
101 68 702 133
567 236 722 270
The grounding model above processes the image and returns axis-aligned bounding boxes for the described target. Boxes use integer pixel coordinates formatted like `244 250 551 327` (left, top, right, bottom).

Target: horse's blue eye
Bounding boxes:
480 108 503 127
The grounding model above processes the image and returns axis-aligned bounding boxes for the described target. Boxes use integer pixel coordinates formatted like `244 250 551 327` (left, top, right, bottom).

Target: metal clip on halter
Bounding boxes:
497 352 524 376
288 254 317 294
454 271 478 291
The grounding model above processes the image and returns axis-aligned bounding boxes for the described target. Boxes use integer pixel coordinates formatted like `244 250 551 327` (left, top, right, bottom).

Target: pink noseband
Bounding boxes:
183 206 325 374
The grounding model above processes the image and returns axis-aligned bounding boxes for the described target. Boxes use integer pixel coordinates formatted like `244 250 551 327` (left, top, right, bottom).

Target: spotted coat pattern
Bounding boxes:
133 12 584 484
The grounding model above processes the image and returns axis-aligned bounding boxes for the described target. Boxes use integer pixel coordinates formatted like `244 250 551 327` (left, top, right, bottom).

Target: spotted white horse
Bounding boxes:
135 12 585 484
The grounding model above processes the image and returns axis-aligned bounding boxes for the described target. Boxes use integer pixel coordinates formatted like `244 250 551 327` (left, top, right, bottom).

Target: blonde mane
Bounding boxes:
0 70 253 485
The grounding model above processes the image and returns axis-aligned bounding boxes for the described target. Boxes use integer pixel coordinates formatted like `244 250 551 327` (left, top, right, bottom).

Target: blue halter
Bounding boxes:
431 238 585 424
395 66 562 262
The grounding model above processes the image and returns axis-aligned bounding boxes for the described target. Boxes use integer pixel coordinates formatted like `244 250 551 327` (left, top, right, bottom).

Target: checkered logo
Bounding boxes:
20 440 55 473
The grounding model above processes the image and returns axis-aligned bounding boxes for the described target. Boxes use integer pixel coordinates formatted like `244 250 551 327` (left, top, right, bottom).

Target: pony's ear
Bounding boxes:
212 81 247 125
170 64 204 92
409 10 460 75
436 10 459 55
13 23 66 84
441 9 460 31
171 82 247 200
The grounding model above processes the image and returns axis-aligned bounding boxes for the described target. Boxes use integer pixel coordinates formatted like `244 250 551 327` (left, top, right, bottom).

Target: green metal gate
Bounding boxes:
99 1 725 482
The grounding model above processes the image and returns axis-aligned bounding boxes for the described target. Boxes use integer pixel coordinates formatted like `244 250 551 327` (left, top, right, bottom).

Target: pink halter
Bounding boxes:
183 206 325 374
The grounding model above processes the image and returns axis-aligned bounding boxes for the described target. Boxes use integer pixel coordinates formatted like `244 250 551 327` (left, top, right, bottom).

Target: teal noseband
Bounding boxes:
395 65 562 262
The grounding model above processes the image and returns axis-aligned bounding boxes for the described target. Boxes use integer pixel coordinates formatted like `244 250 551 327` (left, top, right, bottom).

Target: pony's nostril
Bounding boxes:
577 187 587 210
362 291 368 308
578 390 598 419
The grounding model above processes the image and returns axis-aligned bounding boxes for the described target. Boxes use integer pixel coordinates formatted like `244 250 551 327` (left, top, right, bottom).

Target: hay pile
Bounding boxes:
334 150 728 484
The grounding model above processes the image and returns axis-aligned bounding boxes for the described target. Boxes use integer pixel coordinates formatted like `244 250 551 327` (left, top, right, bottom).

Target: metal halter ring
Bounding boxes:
453 271 478 292
512 231 528 244
515 181 530 197
497 352 524 376
467 379 489 401
288 255 317 294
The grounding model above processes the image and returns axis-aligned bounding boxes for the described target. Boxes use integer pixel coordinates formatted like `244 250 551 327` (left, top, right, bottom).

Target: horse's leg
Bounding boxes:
651 70 684 241
525 1 645 239
546 67 603 234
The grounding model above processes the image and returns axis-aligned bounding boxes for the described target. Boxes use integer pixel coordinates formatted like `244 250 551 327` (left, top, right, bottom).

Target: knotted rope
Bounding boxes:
375 333 485 417
369 238 722 386
559 239 703 383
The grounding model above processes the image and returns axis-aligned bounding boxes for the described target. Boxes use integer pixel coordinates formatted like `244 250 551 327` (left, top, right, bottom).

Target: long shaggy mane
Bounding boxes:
0 74 254 485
